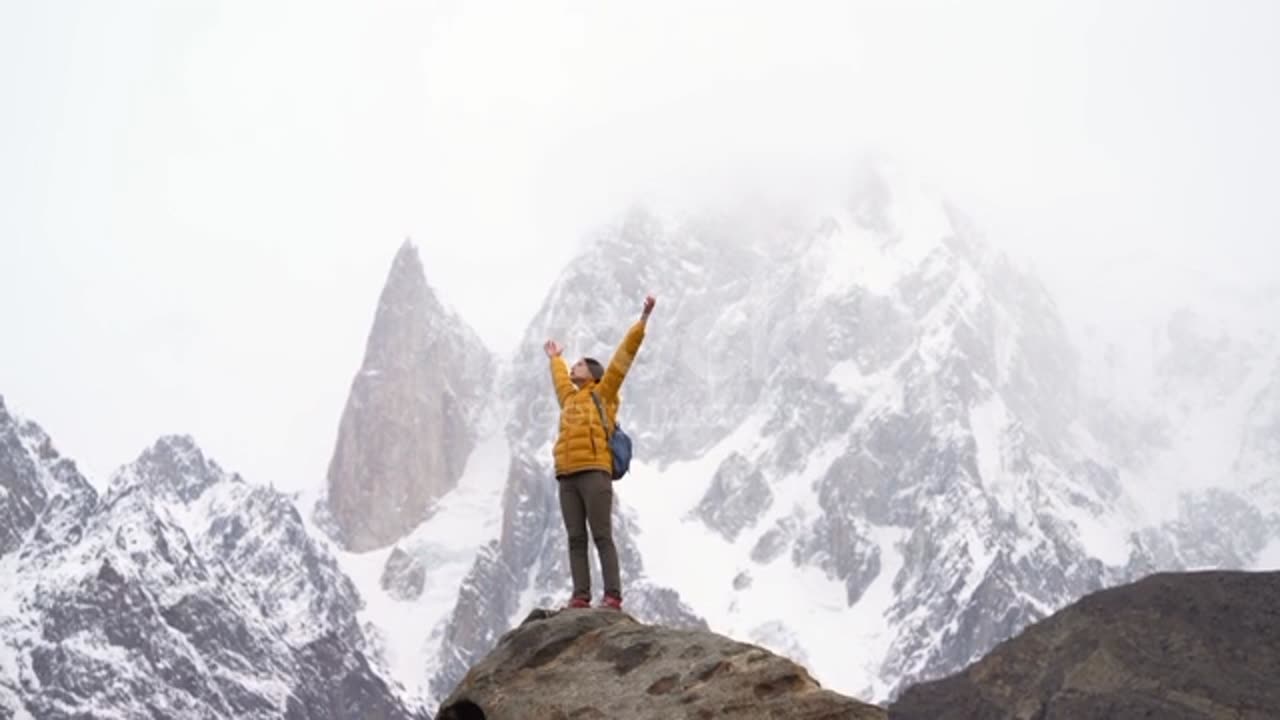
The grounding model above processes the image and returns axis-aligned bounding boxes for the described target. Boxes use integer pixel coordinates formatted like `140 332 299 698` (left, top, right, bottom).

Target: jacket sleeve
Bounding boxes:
598 320 646 399
550 355 574 407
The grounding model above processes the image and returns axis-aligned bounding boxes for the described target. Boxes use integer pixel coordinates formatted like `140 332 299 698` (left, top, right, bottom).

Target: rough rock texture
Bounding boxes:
381 546 427 601
693 452 773 542
890 570 1280 720
437 608 886 720
323 239 494 551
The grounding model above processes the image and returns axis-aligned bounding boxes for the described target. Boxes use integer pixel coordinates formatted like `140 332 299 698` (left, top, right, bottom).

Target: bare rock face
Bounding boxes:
890 570 1280 720
380 546 426 601
436 608 886 720
323 240 493 551
693 452 772 542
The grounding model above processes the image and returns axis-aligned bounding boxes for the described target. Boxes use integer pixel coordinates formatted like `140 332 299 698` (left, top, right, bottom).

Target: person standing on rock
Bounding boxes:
543 294 655 610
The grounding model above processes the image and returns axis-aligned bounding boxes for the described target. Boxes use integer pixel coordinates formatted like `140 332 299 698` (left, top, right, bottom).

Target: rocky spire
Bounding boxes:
323 239 494 551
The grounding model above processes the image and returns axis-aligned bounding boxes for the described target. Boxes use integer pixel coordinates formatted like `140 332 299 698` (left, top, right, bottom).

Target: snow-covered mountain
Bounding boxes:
341 165 1280 710
0 398 424 719
5 164 1277 717
0 396 97 560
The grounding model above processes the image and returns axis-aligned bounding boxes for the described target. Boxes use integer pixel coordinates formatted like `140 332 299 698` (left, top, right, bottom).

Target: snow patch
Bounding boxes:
960 526 998 607
827 361 883 405
1056 499 1133 567
837 524 908 700
332 431 511 705
969 396 1014 512
752 439 846 538
814 217 896 298
889 181 955 266
625 402 906 700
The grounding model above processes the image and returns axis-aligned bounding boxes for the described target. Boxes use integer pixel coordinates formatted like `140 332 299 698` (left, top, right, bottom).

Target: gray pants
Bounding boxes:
557 470 621 599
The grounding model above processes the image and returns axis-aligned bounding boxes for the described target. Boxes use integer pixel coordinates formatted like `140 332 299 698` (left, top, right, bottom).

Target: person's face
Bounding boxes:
570 358 592 383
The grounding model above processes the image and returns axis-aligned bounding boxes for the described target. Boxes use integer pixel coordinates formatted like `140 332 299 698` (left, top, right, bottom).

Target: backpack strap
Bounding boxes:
589 391 613 437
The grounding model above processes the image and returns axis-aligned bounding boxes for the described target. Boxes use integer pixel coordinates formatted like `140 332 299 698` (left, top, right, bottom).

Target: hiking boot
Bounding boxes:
567 595 591 609
601 592 622 610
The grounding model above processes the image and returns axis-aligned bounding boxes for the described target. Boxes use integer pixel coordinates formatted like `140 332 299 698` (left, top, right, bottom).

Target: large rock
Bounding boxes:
890 570 1280 720
323 239 493 551
436 608 886 720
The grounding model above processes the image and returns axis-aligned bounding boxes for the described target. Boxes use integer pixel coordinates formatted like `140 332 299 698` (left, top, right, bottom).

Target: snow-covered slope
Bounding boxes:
0 395 96 558
320 428 511 709
0 401 424 720
1067 285 1280 567
564 182 1130 699
8 166 1277 716
406 167 1279 706
315 168 1280 712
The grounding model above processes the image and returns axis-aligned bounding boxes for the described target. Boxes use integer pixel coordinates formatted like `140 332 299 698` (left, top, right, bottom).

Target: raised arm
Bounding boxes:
545 340 573 407
598 295 656 399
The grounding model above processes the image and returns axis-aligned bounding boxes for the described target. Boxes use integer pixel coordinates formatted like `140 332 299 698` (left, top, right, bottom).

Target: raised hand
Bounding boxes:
543 340 563 358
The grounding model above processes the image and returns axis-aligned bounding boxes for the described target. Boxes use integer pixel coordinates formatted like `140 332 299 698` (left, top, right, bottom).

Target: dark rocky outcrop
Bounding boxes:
890 570 1280 720
381 546 427 601
438 608 886 720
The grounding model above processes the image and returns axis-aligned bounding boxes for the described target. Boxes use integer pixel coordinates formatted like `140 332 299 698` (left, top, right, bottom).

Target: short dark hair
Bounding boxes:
583 357 604 381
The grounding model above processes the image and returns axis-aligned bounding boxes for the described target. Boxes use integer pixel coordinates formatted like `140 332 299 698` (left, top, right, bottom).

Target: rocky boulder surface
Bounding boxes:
890 570 1280 720
436 608 887 720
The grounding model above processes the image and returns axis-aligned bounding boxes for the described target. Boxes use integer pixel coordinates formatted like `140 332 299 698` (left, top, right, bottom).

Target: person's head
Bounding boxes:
570 357 604 386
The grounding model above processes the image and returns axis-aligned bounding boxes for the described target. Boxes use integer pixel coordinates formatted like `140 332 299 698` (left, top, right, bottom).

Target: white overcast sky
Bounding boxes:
2 0 1277 493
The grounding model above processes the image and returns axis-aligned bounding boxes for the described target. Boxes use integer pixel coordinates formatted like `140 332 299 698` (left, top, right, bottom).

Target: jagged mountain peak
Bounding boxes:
358 236 491 378
321 240 496 551
552 166 996 327
463 175 1136 704
107 434 238 504
1 395 97 557
1 402 423 719
2 395 69 462
384 236 431 295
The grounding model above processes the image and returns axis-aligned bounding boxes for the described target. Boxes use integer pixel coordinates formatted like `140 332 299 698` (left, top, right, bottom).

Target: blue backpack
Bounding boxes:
590 392 632 480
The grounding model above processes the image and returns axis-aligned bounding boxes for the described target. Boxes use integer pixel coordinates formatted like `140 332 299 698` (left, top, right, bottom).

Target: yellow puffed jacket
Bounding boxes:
550 320 646 477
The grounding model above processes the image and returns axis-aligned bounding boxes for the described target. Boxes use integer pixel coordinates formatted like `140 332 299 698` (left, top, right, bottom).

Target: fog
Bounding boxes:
2 0 1277 492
